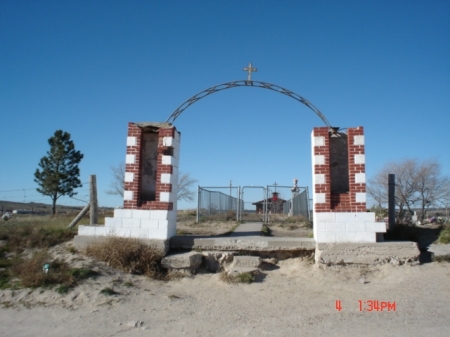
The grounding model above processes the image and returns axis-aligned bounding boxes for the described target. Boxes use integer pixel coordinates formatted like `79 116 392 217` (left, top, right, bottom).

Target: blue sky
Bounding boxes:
1 1 449 209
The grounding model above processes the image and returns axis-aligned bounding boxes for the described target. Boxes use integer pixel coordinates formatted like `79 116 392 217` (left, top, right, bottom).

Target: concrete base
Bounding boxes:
315 241 419 265
73 235 170 255
161 251 202 274
170 236 316 252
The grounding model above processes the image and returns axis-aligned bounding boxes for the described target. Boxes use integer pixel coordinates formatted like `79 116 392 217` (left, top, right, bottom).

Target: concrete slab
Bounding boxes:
428 244 450 257
170 236 316 252
229 222 263 237
161 251 202 273
315 241 419 265
231 256 261 268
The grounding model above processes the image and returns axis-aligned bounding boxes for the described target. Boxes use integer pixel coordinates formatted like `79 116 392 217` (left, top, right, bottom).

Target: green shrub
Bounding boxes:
438 226 450 244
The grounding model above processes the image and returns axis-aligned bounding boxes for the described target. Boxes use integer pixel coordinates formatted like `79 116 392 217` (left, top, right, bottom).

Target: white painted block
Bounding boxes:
326 222 346 232
314 136 325 146
132 209 152 219
167 210 177 222
353 135 365 145
355 232 376 243
161 173 172 184
335 213 358 222
159 192 170 202
355 192 366 203
123 191 133 201
114 209 133 218
365 222 387 232
167 224 177 238
126 136 137 146
162 155 173 165
355 212 375 222
150 210 169 220
315 193 326 203
336 231 357 243
315 212 336 222
148 228 170 240
314 155 325 165
315 222 327 232
354 154 365 164
355 173 366 184
114 228 132 237
105 217 123 227
346 222 366 232
78 226 96 236
314 174 326 184
129 228 150 239
163 136 174 147
140 219 159 229
93 227 110 236
124 172 134 182
122 218 142 228
125 154 135 164
315 231 336 243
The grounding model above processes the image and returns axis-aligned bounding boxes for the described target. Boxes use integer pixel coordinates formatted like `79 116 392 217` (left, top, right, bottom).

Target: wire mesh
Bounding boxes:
197 187 242 221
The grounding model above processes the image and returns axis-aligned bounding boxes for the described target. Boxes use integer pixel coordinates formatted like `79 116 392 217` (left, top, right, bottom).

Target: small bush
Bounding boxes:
437 226 450 244
219 271 255 284
86 237 166 280
261 224 271 236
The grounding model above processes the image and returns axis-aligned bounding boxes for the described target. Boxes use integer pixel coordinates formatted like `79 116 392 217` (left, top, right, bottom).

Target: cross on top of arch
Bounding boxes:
243 63 257 81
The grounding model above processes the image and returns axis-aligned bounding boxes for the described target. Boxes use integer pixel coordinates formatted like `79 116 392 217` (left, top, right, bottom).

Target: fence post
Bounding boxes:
90 174 98 225
196 186 200 223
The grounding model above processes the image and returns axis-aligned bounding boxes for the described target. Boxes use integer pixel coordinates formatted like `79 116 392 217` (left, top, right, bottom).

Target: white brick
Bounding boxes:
125 154 135 164
355 192 366 203
132 210 152 219
158 220 169 229
365 222 386 232
336 232 357 243
315 193 326 203
354 212 375 222
105 217 123 227
326 222 346 232
129 228 150 239
122 218 142 228
163 137 174 147
315 231 336 243
335 213 358 222
160 173 171 184
314 136 325 146
314 174 326 184
315 212 336 222
114 209 133 218
124 172 134 182
355 232 376 243
114 228 131 237
78 226 96 236
140 219 159 229
314 155 325 165
354 154 365 164
150 210 169 220
148 228 170 240
346 223 366 232
160 192 170 202
123 191 133 201
355 173 366 184
162 155 173 165
93 227 112 236
353 135 364 145
126 136 137 146
315 222 327 232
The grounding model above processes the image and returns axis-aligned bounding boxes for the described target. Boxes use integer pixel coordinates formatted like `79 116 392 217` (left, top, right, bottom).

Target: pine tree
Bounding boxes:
34 130 84 214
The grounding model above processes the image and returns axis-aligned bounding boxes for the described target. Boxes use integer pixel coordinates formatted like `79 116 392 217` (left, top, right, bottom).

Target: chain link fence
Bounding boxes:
197 187 242 222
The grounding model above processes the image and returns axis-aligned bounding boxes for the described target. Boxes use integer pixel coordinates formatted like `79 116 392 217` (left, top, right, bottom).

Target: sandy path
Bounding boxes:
1 258 449 337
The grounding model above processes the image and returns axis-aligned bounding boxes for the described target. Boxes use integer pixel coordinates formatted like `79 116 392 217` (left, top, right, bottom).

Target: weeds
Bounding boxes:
437 226 450 244
432 254 450 263
219 271 255 284
85 237 167 280
261 224 272 236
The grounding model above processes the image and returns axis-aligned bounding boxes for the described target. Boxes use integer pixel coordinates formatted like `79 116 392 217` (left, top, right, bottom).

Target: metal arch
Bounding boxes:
165 80 332 128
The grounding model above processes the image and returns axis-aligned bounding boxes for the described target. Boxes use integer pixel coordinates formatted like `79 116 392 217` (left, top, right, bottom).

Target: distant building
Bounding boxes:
252 192 287 214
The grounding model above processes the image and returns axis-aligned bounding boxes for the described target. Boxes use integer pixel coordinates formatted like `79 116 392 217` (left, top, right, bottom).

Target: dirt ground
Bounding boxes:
1 238 450 337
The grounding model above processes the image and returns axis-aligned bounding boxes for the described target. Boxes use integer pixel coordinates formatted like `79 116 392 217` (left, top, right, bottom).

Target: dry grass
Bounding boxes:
219 271 256 284
438 226 450 244
85 237 167 280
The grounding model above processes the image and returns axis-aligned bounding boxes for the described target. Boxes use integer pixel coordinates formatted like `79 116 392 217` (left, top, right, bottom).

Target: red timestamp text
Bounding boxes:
335 300 396 312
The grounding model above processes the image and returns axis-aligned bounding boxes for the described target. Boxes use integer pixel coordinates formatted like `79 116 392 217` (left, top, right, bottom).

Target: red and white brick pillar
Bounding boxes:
311 126 385 244
78 122 180 240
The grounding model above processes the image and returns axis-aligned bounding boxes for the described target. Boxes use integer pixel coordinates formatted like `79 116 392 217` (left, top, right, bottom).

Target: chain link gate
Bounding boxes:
196 186 242 222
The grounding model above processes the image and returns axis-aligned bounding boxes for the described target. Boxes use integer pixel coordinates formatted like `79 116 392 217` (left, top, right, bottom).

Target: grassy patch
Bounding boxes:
219 271 255 284
432 254 450 263
307 232 314 238
85 237 167 280
100 287 118 296
261 224 272 236
437 226 450 244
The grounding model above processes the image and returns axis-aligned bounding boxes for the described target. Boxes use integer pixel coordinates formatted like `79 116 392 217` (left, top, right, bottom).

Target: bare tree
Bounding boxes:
177 172 198 202
107 162 197 201
367 158 450 223
106 163 125 197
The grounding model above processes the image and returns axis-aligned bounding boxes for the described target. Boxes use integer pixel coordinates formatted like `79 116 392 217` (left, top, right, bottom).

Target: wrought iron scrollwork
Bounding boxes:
166 80 332 128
